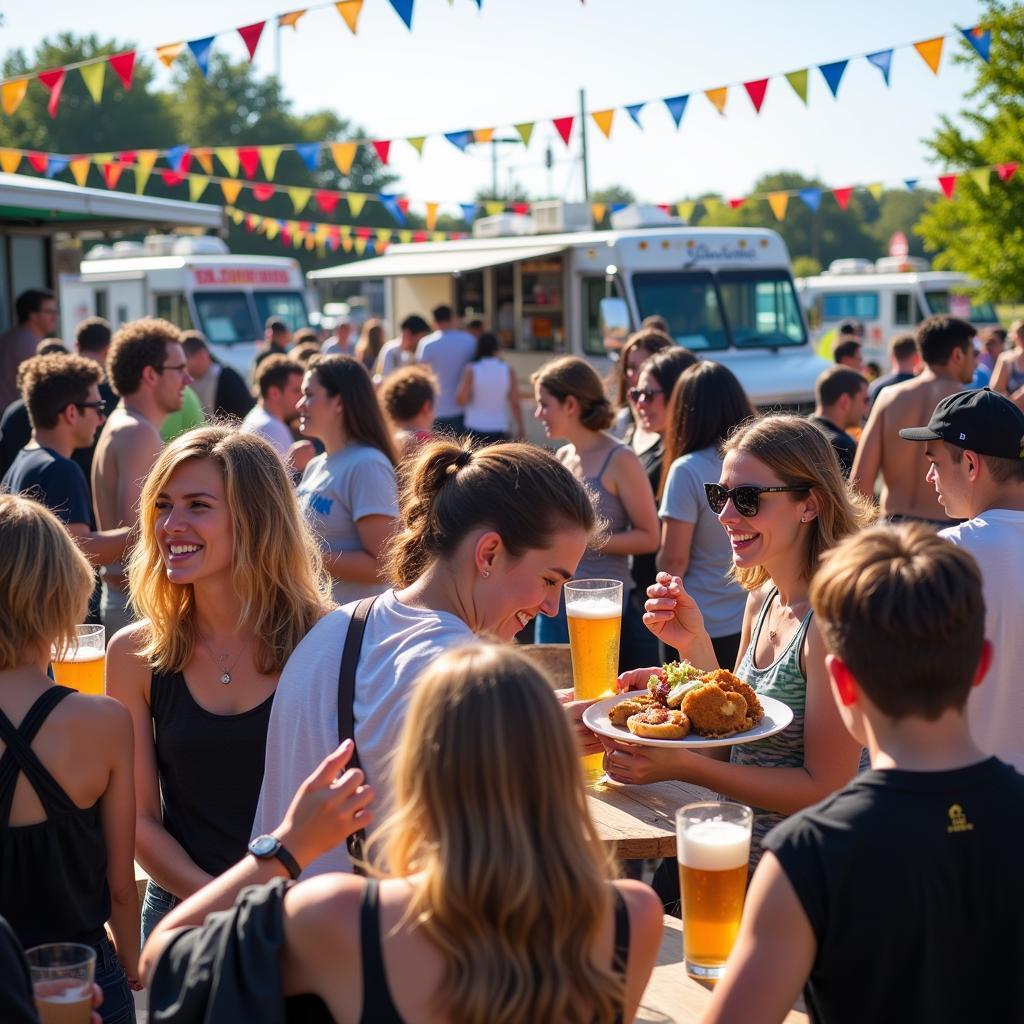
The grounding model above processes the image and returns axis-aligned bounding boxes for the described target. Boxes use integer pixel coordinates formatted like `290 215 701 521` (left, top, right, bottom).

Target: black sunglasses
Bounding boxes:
628 387 664 403
74 400 107 414
704 482 809 518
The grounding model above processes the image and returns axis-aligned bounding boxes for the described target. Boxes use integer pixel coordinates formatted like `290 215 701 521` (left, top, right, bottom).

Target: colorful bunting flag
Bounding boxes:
372 140 391 165
316 190 340 214
591 109 615 139
278 10 307 29
135 150 158 194
80 62 106 103
331 141 357 176
425 201 439 230
259 145 283 179
784 69 808 104
347 194 368 217
69 157 91 187
406 136 426 155
388 0 414 29
904 178 918 191
996 162 1018 182
215 147 241 177
237 147 260 178
188 176 209 202
744 79 768 114
676 201 695 222
867 182 884 201
193 148 214 175
818 60 847 98
553 116 574 146
663 94 688 128
728 197 746 210
767 192 789 220
0 150 20 174
379 193 406 224
102 162 123 189
1 79 28 116
187 36 216 78
937 173 957 198
37 69 66 119
460 202 477 222
591 202 607 223
294 142 320 172
970 168 991 194
484 201 504 216
253 184 275 201
832 186 853 210
704 87 728 115
625 103 645 127
798 188 821 212
511 202 530 215
288 186 312 212
703 197 721 215
960 25 991 62
514 122 535 146
45 156 69 179
156 43 185 68
237 22 266 61
355 237 368 255
109 51 136 89
336 1 364 34
914 36 944 75
398 229 412 244
166 144 190 173
444 130 474 152
867 49 893 85
220 179 243 203
473 128 494 144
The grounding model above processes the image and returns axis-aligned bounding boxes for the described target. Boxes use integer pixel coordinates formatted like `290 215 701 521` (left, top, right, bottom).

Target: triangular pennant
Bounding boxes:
473 128 495 144
220 179 243 203
252 184 276 202
379 193 406 225
514 122 535 146
784 69 808 104
904 178 918 191
0 150 22 174
288 186 312 212
69 157 91 187
425 202 439 231
156 42 185 68
341 235 353 253
867 182 884 202
102 162 123 189
591 202 607 224
832 186 853 211
704 87 728 115
460 202 477 223
330 141 358 175
818 60 847 98
295 142 321 172
743 79 768 114
315 190 340 214
372 140 391 165
335 1 364 34
355 237 368 256
996 162 1018 182
134 151 157 194
278 10 307 30
444 130 474 152
767 192 789 221
192 148 214 175
118 150 137 164
663 94 689 128
215 148 241 177
938 174 957 199
387 0 414 29
398 229 412 244
413 230 428 243
866 49 893 86
1 79 28 116
376 229 392 246
166 144 190 173
237 147 260 178
264 218 281 240
45 156 69 179
237 21 266 61
37 69 66 119
347 193 367 218
484 201 504 216
80 62 105 103
406 136 426 155
187 36 216 78
397 198 410 215
970 168 991 194
798 188 822 212
553 116 574 146
259 145 283 180
625 102 645 127
109 51 136 89
188 176 209 202
960 26 991 63
591 108 615 139
431 231 446 243
676 201 695 223
728 197 746 210
26 152 49 173
914 36 944 75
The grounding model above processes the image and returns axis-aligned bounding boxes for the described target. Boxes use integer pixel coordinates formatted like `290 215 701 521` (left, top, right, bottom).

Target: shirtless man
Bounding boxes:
851 315 976 524
92 318 190 634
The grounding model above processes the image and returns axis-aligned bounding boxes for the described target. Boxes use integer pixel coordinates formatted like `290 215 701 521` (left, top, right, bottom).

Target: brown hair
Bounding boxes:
254 353 303 399
917 315 974 367
386 439 597 588
815 366 867 408
354 318 386 369
942 440 1024 485
19 353 103 430
811 524 984 719
888 332 918 361
613 328 672 407
106 317 182 396
532 356 614 431
380 365 437 424
36 338 68 356
290 341 322 365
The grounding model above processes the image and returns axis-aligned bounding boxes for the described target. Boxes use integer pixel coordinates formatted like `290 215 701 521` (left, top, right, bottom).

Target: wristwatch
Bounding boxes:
247 834 302 880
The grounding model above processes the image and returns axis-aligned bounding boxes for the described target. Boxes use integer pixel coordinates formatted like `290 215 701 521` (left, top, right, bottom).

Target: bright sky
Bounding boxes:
0 0 987 210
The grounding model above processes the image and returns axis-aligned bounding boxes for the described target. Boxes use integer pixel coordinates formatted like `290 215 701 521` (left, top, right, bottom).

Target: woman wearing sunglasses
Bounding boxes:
603 414 873 868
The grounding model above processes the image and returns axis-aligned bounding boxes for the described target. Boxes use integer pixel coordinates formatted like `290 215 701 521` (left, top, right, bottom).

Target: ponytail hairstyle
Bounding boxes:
386 439 598 587
532 356 614 431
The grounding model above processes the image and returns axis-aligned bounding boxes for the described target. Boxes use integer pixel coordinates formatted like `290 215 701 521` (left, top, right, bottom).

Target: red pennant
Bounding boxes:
938 174 957 199
553 115 574 145
372 140 391 165
118 150 137 164
246 214 259 231
832 187 853 211
237 147 260 178
281 229 292 245
252 184 275 201
27 152 48 173
109 52 136 90
237 22 266 61
657 203 671 215
37 68 66 118
355 227 372 239
176 152 192 175
160 169 184 186
397 197 410 214
413 230 428 243
329 227 340 245
102 163 123 189
728 197 746 209
996 162 1018 182
315 190 340 214
743 78 769 113
299 220 311 232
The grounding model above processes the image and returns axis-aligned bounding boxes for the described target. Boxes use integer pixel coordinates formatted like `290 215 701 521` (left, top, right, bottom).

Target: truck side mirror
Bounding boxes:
599 297 631 355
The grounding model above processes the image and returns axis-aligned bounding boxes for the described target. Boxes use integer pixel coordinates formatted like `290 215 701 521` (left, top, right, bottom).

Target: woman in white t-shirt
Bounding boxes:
295 355 400 605
456 331 526 443
252 438 600 875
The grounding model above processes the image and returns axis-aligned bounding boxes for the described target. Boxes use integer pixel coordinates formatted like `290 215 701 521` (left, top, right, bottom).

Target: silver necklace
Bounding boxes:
198 633 248 686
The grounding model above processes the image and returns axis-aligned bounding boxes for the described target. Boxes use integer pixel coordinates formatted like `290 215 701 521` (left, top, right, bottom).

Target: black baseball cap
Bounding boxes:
899 388 1024 459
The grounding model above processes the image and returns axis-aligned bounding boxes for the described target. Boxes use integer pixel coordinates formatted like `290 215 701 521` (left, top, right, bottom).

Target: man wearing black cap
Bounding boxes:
901 387 1024 771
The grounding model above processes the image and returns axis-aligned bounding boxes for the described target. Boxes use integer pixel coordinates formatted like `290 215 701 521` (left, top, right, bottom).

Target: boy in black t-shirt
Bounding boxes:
703 524 1024 1024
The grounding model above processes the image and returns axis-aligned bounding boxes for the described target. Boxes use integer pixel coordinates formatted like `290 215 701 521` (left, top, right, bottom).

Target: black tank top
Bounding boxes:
357 880 632 1024
151 670 274 877
0 687 110 947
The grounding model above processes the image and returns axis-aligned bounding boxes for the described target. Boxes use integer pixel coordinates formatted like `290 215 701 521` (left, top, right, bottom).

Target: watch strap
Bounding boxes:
272 842 302 881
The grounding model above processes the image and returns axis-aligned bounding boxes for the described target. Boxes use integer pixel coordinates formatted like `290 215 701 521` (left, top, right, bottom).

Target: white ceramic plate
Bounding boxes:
583 690 794 749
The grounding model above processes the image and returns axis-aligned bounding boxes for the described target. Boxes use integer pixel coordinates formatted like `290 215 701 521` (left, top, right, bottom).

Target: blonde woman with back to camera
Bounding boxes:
142 644 664 1023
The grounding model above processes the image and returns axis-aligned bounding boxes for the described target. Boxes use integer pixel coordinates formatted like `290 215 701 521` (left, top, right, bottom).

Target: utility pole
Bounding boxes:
487 137 523 200
579 87 590 203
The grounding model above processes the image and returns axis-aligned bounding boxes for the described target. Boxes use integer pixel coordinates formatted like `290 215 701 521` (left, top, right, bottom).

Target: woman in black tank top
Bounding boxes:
105 428 331 940
0 495 140 1023
142 644 664 1023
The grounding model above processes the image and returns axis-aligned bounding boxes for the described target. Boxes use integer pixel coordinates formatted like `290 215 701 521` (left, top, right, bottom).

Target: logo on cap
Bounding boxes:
960 432 966 441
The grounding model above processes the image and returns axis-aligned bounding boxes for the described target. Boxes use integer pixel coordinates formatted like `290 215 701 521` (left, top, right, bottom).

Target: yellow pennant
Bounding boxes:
188 176 209 202
432 232 445 243
703 197 721 215
316 239 327 258
376 228 392 245
79 62 105 103
970 167 991 194
591 202 607 223
514 122 535 146
914 36 944 75
866 182 884 202
335 0 364 34
230 208 246 225
331 141 357 176
338 225 352 237
705 87 728 115
355 236 368 255
193 148 214 175
398 229 412 244
278 10 307 30
347 193 367 217
767 192 789 221
425 201 439 230
591 108 615 139
2 79 28 116
288 186 312 212
259 146 283 180
0 149 22 174
473 128 495 144
155 42 185 69
215 148 241 177
134 151 157 194
676 201 695 222
484 200 504 217
407 136 426 155
69 157 91 187
265 219 280 240
218 180 242 203
315 224 330 242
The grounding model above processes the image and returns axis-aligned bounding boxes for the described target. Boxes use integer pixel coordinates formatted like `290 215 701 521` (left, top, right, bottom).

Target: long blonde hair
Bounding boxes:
723 414 876 590
370 644 623 1024
128 426 331 674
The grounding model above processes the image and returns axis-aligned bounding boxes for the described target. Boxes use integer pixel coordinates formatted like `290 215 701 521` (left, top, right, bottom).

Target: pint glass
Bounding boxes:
565 579 622 784
676 801 753 979
51 625 105 696
26 943 96 1024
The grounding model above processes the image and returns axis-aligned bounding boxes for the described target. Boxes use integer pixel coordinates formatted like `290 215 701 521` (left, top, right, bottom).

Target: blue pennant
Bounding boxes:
798 188 822 213
444 130 474 152
610 202 629 213
663 94 689 128
295 143 321 173
379 193 406 226
866 49 893 86
388 0 414 29
187 36 215 78
904 179 918 191
818 59 848 98
625 103 645 128
960 26 991 63
45 156 70 179
166 144 190 173
459 203 477 223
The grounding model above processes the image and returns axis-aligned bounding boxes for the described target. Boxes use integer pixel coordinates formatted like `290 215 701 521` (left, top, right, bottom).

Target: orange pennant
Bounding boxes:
155 42 185 68
767 192 789 221
331 141 357 175
335 0 364 34
914 36 944 75
193 148 214 175
473 128 495 144
705 87 728 115
220 179 243 204
591 202 607 224
278 9 307 29
1 79 28 116
425 201 439 231
0 149 21 174
591 109 615 139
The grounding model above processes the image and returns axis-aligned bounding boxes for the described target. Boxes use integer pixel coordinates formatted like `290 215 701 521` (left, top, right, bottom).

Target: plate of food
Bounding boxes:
582 662 793 749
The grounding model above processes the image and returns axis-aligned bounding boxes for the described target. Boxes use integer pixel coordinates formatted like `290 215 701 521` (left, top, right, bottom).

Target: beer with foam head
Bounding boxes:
676 802 752 979
26 944 95 1024
50 625 105 696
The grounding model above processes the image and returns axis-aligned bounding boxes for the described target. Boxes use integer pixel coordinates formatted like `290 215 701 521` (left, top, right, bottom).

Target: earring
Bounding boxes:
481 570 491 578
800 516 807 523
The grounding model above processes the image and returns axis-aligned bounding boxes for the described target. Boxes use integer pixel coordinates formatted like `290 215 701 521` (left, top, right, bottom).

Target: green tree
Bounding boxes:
917 2 1024 300
791 255 822 278
866 189 937 258
591 184 636 205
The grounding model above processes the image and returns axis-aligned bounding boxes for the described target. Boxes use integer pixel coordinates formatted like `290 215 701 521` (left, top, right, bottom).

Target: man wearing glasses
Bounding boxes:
0 289 60 409
2 353 129 566
92 318 191 634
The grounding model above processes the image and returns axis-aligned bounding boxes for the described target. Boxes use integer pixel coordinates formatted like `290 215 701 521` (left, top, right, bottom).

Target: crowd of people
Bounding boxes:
0 287 1021 1024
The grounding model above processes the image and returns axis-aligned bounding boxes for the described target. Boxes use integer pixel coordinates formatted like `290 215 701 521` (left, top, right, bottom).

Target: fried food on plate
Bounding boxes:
700 669 764 724
609 697 650 727
626 706 690 740
680 682 751 738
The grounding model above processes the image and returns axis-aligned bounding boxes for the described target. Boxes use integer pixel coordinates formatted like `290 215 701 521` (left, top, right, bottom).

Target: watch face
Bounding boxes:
250 835 279 857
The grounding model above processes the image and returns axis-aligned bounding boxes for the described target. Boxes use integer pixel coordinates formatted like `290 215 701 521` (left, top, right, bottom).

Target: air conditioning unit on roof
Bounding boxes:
472 213 536 238
532 200 592 234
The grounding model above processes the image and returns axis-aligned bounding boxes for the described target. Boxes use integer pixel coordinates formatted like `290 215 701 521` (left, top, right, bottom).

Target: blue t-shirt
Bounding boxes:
2 445 91 525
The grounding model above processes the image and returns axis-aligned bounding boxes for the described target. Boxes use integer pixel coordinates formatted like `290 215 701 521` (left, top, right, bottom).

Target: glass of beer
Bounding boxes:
565 578 623 785
26 943 95 1024
51 624 105 696
677 801 753 980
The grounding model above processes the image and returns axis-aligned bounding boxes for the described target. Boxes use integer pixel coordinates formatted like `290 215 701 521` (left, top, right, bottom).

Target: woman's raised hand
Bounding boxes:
642 573 710 660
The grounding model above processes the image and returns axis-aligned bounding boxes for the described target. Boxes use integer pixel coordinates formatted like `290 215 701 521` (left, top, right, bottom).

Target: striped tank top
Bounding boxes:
729 588 811 868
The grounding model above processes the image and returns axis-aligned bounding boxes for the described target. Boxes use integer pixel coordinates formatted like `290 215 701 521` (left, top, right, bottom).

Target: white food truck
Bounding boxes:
60 235 312 375
796 256 1000 364
310 203 828 420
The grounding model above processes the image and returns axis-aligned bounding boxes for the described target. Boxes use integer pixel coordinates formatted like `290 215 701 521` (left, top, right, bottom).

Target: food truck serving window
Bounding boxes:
193 291 258 345
718 269 806 348
633 271 727 351
253 291 309 332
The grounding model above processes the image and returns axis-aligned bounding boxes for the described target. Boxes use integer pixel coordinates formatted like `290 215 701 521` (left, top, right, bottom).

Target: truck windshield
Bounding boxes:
193 292 258 345
923 291 998 324
253 291 309 331
633 269 807 350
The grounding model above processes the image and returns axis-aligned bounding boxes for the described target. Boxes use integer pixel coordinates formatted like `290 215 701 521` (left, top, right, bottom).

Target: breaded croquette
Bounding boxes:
680 682 751 738
626 706 690 740
609 697 651 727
700 669 764 724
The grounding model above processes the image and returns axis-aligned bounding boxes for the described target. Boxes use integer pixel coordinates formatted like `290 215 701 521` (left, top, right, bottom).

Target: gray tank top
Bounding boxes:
573 443 633 591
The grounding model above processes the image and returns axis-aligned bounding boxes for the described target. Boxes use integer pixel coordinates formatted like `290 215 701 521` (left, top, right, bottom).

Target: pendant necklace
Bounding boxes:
199 632 248 685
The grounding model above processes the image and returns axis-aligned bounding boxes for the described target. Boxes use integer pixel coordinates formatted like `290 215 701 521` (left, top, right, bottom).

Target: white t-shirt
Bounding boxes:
415 329 476 418
374 338 412 380
251 591 474 875
941 509 1024 770
464 358 511 433
239 404 292 457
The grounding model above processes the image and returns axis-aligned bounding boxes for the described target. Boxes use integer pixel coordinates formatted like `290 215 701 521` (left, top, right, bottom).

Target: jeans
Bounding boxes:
92 933 136 1024
140 880 180 946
